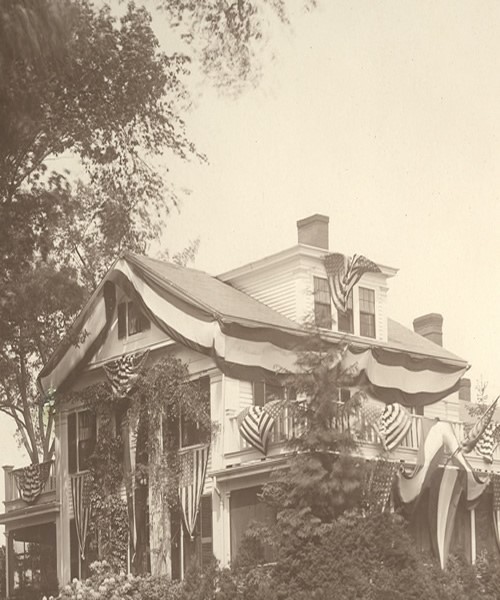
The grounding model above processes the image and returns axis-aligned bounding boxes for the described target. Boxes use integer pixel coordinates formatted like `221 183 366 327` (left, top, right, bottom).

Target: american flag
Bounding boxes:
462 397 499 454
178 444 210 538
324 253 381 313
238 400 285 455
71 471 93 559
378 402 411 452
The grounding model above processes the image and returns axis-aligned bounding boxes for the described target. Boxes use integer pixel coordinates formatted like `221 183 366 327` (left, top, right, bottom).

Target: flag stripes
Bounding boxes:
238 400 285 455
13 461 52 504
324 253 381 313
71 472 93 560
178 445 210 538
103 349 149 398
378 402 412 451
461 397 499 454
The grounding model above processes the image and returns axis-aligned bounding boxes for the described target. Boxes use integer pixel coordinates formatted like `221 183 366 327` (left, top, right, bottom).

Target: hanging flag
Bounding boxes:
178 444 210 538
362 459 398 513
398 421 488 505
475 422 499 464
13 461 52 504
428 467 465 569
238 400 286 455
324 253 381 313
378 402 412 452
492 474 500 552
103 349 150 398
461 397 499 454
121 414 138 557
71 471 93 559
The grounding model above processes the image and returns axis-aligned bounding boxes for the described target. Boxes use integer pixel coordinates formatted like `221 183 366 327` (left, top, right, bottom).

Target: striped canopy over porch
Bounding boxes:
38 252 467 408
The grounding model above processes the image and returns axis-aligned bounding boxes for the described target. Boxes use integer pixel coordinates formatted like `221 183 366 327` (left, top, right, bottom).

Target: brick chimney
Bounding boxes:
459 378 471 402
413 313 443 346
297 214 329 250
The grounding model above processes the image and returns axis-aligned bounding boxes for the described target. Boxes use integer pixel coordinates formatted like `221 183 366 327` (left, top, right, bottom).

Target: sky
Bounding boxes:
2 0 500 495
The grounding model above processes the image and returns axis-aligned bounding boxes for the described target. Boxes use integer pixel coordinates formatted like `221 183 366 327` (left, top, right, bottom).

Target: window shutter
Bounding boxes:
68 413 77 474
200 495 213 567
117 302 127 339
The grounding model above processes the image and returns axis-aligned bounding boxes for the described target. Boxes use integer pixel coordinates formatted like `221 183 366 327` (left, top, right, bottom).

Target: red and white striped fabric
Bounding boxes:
178 444 210 538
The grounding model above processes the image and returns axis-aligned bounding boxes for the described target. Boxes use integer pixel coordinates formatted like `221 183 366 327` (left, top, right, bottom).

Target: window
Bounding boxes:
337 292 354 334
68 410 96 474
117 301 150 339
313 277 332 329
359 287 376 338
252 381 285 407
172 377 210 449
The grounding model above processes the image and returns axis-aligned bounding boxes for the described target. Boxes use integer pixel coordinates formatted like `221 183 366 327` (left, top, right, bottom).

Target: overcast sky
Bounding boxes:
2 1 500 497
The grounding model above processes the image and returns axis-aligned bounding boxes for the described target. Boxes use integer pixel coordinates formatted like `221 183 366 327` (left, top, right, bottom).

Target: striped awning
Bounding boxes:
38 253 468 408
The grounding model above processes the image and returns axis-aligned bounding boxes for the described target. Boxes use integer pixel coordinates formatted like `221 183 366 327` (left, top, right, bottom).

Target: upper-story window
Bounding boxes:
165 376 210 449
68 410 96 474
359 287 376 338
337 293 354 334
252 381 287 407
313 277 332 329
117 301 150 339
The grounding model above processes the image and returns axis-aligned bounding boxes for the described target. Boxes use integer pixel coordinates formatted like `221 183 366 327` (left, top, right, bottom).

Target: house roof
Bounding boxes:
38 251 467 408
131 254 302 332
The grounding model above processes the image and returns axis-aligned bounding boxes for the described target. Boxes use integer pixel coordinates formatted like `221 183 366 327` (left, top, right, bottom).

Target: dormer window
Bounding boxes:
359 287 376 338
337 293 354 334
313 277 332 329
117 301 150 339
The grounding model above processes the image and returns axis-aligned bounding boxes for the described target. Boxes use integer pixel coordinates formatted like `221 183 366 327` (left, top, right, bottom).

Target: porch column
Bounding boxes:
57 411 71 585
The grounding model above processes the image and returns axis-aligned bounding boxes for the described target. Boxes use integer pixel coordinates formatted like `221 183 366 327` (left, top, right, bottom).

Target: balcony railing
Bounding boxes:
235 404 492 461
3 460 56 506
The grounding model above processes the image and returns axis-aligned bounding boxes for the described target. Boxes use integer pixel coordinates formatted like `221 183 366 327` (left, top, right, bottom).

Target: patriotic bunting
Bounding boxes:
238 400 286 455
13 461 52 504
178 444 210 538
71 472 93 560
103 349 150 398
428 467 465 569
492 474 500 552
398 421 488 505
324 253 381 313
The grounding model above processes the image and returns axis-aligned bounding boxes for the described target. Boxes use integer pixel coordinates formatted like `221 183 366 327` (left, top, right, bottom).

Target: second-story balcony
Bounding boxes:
222 404 499 473
1 460 57 518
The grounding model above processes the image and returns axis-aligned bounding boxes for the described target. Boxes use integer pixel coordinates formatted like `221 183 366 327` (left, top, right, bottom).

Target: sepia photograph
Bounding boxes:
1 1 500 598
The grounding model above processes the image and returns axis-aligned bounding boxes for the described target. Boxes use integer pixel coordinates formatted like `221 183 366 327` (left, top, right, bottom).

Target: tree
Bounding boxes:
0 0 196 463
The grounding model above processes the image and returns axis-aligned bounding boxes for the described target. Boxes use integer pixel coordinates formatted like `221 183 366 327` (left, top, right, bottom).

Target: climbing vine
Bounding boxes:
68 354 213 574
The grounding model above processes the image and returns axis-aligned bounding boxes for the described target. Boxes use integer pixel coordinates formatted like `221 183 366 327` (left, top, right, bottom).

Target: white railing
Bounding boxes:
236 405 496 460
4 460 56 505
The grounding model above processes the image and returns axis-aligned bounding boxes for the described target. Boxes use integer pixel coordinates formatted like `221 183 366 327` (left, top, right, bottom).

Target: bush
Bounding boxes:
58 561 181 600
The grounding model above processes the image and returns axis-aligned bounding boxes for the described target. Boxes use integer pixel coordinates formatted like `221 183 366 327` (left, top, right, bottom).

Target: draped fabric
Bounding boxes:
238 400 286 455
492 474 500 552
398 421 488 506
13 461 52 504
428 467 466 569
357 391 411 452
71 472 93 560
178 445 210 538
38 252 468 410
342 347 468 407
121 415 138 558
461 398 499 454
362 459 398 513
103 349 150 398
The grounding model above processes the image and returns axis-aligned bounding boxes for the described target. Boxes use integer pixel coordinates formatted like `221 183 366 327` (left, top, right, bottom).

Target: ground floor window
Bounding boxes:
9 522 57 600
230 486 276 563
171 495 213 579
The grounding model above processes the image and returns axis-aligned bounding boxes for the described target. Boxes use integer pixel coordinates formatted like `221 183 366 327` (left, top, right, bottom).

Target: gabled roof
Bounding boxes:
132 254 302 332
38 251 467 408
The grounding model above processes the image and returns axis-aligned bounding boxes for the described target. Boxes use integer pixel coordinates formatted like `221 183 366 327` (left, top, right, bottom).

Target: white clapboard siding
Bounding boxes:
230 268 298 322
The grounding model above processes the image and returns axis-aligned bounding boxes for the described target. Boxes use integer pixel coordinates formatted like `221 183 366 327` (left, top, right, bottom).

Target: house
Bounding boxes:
2 214 498 598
